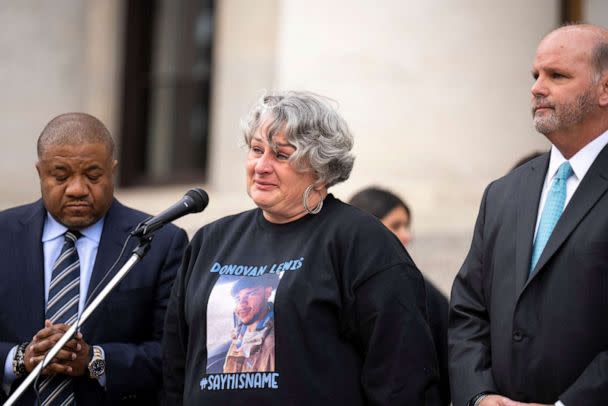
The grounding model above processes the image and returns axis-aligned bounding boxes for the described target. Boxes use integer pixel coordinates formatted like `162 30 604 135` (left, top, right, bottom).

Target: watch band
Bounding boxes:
12 342 29 379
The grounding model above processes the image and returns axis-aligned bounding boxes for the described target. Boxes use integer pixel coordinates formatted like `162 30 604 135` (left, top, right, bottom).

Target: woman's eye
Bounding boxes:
276 153 290 160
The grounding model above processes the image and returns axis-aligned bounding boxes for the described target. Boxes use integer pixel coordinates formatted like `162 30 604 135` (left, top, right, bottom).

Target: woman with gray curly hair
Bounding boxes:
162 91 439 405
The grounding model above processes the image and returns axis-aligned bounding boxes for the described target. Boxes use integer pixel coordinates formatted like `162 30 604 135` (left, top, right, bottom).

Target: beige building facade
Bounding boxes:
2 0 606 293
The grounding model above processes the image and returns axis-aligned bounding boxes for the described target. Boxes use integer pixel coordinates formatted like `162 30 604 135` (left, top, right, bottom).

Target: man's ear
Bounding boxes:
598 72 608 107
112 160 119 175
35 161 42 179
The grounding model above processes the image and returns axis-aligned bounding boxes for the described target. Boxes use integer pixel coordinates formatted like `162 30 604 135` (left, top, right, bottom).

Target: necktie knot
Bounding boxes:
64 230 81 244
555 161 573 181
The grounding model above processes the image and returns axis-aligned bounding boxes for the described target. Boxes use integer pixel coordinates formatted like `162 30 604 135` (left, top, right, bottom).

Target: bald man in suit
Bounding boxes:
449 24 608 406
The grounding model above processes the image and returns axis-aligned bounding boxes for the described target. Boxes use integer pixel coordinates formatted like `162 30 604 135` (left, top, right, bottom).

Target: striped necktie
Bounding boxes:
530 161 574 275
39 230 80 406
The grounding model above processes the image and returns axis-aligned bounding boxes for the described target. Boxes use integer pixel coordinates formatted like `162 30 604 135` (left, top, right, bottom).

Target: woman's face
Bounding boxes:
381 206 412 247
246 126 319 223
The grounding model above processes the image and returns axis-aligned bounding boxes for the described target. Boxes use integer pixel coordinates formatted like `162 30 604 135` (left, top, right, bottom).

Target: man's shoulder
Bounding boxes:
486 152 548 195
326 197 399 243
110 199 153 223
108 199 186 237
0 200 43 227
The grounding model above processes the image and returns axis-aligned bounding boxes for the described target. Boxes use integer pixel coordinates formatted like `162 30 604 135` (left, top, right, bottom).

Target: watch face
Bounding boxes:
90 359 105 377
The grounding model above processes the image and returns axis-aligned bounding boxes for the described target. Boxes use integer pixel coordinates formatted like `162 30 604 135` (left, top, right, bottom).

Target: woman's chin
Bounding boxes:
250 190 277 208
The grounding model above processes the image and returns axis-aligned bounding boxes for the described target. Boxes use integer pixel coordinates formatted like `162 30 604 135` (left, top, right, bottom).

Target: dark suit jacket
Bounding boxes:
449 146 608 406
0 199 188 405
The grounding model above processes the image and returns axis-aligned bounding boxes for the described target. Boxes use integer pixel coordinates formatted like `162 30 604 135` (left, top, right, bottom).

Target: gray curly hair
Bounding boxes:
242 90 355 188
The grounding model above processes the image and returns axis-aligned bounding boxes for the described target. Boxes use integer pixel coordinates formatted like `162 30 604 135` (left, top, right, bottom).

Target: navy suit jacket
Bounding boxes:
449 145 608 405
0 199 188 405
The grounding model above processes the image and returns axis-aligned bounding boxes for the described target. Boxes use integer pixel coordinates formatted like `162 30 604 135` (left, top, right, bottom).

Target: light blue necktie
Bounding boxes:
530 161 574 274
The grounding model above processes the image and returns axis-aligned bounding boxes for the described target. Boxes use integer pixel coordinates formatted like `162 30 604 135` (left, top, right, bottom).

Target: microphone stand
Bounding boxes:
3 235 153 406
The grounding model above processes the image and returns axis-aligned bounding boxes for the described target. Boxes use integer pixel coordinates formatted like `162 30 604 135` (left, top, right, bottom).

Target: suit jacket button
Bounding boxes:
513 330 524 342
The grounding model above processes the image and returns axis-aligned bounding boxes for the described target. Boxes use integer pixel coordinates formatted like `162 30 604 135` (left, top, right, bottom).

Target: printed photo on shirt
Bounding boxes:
206 272 280 374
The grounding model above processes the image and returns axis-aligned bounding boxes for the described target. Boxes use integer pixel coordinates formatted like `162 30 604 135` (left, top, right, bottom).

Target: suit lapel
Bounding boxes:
86 200 132 303
515 155 549 294
19 201 47 329
82 200 135 339
528 144 608 284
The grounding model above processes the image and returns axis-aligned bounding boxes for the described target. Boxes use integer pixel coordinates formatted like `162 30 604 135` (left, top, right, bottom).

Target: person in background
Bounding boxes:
511 151 545 171
349 186 450 406
449 24 608 406
162 91 440 405
0 113 188 405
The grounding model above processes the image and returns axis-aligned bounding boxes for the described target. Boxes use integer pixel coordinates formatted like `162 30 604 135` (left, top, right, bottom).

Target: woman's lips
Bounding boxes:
254 181 277 190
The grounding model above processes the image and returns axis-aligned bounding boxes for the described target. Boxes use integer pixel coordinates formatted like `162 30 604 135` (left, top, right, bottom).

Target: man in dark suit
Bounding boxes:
0 113 188 404
449 24 608 406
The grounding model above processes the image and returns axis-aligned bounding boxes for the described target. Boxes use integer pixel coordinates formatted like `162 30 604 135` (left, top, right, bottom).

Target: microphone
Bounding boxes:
132 188 209 237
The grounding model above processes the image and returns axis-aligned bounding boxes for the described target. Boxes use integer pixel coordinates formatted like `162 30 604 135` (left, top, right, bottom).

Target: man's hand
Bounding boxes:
479 395 552 406
57 331 90 377
503 400 552 406
24 320 81 375
479 395 516 406
479 395 510 406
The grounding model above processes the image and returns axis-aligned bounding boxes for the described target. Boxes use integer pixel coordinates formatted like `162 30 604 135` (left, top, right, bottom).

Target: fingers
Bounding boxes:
61 341 91 377
62 339 82 353
29 337 82 360
24 321 82 373
42 362 74 376
30 348 78 364
30 356 76 376
32 321 71 342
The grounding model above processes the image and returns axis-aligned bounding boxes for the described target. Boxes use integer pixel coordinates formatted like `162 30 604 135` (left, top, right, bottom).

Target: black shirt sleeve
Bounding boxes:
354 264 441 405
161 241 192 405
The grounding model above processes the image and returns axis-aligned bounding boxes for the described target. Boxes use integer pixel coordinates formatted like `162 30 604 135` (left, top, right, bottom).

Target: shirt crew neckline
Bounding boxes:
255 194 334 231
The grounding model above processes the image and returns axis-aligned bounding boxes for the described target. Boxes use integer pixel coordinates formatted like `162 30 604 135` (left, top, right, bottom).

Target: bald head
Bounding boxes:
541 24 608 81
37 113 115 159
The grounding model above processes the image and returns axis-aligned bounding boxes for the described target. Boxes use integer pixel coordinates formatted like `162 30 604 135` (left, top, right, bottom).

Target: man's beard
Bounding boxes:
533 87 596 135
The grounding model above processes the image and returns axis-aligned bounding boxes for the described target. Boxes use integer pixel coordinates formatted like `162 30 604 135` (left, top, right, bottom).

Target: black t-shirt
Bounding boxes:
163 195 439 405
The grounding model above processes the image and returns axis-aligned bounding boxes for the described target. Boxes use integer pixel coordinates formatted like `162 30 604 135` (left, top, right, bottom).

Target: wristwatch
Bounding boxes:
88 345 106 379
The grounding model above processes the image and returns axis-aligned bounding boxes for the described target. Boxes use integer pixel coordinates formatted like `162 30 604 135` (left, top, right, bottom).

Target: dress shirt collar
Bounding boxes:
41 213 104 244
547 129 608 182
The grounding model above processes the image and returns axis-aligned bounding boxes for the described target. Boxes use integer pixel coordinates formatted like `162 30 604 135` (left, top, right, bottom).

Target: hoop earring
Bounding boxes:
303 184 323 214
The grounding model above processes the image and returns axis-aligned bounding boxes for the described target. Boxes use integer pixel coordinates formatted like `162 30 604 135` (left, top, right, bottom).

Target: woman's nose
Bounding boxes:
255 152 273 174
